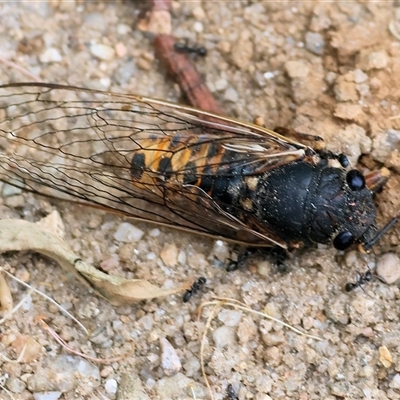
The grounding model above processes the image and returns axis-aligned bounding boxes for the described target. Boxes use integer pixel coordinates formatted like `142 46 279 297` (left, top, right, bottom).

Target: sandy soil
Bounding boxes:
1 1 400 400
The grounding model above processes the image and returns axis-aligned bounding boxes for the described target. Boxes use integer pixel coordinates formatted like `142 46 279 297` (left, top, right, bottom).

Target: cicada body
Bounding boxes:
0 83 392 252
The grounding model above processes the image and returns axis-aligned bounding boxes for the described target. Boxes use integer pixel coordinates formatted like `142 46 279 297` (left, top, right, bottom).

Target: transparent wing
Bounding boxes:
0 83 308 247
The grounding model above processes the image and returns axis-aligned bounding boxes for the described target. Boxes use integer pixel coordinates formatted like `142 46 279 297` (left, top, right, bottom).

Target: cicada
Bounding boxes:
0 82 396 254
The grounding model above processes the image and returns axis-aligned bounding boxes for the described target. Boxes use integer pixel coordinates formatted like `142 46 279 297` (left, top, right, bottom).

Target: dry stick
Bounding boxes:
142 0 222 113
153 34 222 114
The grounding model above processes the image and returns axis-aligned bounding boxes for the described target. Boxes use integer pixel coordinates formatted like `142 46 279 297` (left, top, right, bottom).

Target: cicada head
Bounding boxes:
309 168 378 250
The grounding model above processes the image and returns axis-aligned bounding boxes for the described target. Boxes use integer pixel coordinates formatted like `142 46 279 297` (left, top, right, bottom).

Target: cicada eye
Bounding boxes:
333 231 355 250
346 170 365 191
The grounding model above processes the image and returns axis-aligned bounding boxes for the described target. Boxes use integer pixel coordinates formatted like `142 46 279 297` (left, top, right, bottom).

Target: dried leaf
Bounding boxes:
0 219 186 305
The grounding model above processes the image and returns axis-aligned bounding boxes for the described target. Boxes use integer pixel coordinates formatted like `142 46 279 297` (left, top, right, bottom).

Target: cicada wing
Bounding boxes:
0 82 303 247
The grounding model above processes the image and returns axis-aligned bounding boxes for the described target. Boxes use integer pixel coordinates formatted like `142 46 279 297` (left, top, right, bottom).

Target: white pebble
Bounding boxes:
390 373 400 389
149 228 161 237
147 252 157 260
39 48 62 63
193 21 203 32
117 24 131 35
177 250 186 265
263 71 275 79
214 78 228 91
377 253 400 284
160 338 181 376
212 240 229 262
353 69 368 83
90 43 115 61
114 223 144 242
21 294 33 311
104 378 118 394
33 392 62 400
224 87 239 102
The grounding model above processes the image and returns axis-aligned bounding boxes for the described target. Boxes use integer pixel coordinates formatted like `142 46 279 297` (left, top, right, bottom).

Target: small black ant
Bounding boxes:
183 277 206 302
345 270 373 292
174 39 207 57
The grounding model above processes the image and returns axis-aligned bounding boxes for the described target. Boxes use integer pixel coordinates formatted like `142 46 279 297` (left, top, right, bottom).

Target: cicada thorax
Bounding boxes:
254 159 379 249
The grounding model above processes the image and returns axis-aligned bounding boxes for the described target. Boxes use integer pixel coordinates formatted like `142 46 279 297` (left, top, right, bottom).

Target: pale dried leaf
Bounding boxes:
0 219 186 305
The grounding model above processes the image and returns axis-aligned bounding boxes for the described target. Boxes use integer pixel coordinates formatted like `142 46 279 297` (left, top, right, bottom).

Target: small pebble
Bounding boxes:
305 32 325 55
90 43 115 61
39 48 62 63
2 182 22 197
285 60 309 78
390 374 400 389
334 103 363 121
114 223 144 242
379 346 392 368
214 78 228 91
377 253 400 284
183 357 200 376
177 250 186 265
353 69 368 83
117 24 131 35
33 392 62 400
105 378 118 394
115 42 127 58
160 338 181 376
263 71 275 79
160 244 178 267
224 87 239 102
359 50 388 70
212 240 229 262
149 228 160 237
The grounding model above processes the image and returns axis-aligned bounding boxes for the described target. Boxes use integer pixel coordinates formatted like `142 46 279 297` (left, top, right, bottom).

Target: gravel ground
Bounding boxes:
1 2 400 400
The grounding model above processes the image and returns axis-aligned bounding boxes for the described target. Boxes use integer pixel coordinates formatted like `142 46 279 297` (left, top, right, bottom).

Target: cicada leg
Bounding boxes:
364 167 391 192
226 246 289 273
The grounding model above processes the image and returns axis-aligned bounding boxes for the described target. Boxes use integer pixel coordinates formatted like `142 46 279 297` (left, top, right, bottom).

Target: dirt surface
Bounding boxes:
1 1 400 400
